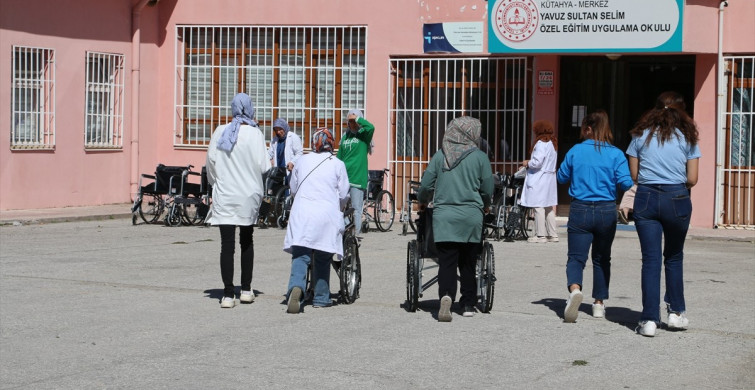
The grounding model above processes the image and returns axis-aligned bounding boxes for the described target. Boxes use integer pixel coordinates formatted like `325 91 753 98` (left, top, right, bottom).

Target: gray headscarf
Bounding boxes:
344 109 373 155
217 93 257 152
441 116 481 170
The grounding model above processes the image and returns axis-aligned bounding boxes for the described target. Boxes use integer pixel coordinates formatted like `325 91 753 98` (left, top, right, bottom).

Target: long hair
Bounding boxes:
630 91 699 147
581 110 613 151
529 120 557 154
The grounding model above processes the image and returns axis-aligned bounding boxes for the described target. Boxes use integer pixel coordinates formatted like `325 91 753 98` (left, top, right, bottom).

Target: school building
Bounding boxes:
1 0 753 228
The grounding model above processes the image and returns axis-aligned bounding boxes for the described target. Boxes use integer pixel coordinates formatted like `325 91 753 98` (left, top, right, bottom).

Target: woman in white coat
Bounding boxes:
520 120 559 243
267 118 303 172
205 93 271 308
284 128 350 313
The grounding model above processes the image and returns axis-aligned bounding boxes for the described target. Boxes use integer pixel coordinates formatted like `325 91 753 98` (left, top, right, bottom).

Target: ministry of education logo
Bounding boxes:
492 0 539 43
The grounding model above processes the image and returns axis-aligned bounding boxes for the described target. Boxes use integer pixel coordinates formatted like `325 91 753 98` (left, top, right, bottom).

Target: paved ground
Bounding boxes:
0 206 753 389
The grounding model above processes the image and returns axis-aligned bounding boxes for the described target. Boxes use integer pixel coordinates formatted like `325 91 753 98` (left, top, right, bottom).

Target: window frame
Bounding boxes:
11 45 55 150
84 51 125 150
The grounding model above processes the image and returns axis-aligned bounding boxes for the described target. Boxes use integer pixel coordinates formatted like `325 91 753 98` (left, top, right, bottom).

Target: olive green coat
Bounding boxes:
418 149 494 243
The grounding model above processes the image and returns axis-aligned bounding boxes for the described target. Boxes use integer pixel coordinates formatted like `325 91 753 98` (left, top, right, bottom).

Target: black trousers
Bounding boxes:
435 241 479 307
219 224 254 298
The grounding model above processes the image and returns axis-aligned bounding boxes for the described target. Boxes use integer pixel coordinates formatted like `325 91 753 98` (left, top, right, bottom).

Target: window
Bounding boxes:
84 52 125 149
175 26 367 148
11 46 55 149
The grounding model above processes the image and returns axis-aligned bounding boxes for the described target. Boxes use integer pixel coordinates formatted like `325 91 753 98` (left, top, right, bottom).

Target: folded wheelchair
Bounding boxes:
405 208 496 313
485 172 534 241
131 164 210 226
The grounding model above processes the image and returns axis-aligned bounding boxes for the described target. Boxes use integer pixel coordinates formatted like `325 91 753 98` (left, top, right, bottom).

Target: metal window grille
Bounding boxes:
175 25 367 148
388 57 530 203
718 56 755 228
11 46 55 149
84 52 125 149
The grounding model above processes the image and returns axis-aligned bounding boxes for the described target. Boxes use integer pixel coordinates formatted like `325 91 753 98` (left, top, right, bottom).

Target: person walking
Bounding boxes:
267 118 303 173
557 110 633 322
520 120 559 243
626 91 700 337
284 128 350 313
417 116 494 322
337 109 375 236
205 93 271 308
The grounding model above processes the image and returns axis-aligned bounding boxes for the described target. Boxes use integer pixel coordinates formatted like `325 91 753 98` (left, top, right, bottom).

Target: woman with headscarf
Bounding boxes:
206 93 271 308
284 128 351 313
337 109 375 236
520 120 559 243
267 118 303 172
417 116 494 322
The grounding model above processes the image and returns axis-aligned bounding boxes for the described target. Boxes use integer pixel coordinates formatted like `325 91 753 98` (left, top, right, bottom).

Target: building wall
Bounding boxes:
1 0 753 228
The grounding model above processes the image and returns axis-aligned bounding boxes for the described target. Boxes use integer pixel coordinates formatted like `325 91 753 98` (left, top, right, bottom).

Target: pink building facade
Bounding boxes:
1 0 753 228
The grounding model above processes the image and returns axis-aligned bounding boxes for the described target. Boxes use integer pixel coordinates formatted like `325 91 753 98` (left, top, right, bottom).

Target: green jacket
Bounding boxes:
418 149 494 243
337 117 375 190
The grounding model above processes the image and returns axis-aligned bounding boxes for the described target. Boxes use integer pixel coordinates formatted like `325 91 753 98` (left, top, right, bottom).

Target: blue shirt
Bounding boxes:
557 140 634 201
625 128 701 185
276 136 286 168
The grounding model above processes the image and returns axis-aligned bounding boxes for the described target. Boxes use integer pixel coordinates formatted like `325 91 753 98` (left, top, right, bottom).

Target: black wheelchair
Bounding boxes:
258 166 291 228
405 208 496 314
485 172 534 241
360 169 396 233
131 164 209 226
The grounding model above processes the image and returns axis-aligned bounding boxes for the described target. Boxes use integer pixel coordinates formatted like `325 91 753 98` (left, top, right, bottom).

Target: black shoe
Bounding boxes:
462 305 475 317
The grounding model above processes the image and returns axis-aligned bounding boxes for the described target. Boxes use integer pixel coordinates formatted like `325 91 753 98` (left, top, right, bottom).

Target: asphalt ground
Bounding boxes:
1 214 753 389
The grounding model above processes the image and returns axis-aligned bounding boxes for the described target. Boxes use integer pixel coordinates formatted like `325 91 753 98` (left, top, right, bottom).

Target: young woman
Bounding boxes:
626 91 700 337
557 110 634 322
520 120 559 243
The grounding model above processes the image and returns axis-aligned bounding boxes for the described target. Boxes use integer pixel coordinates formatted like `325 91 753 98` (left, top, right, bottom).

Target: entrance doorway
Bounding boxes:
556 55 696 213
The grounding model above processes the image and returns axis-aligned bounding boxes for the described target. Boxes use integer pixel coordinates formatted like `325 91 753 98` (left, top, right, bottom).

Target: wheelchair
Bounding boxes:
405 208 496 314
360 169 396 233
302 205 361 305
131 164 209 226
258 166 291 229
399 180 421 235
486 172 534 241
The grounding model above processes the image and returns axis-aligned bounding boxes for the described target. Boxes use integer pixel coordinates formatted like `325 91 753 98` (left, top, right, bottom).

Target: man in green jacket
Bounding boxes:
337 109 375 235
418 116 493 322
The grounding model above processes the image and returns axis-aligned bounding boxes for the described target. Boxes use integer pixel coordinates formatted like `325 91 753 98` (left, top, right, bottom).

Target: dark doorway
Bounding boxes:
556 55 696 213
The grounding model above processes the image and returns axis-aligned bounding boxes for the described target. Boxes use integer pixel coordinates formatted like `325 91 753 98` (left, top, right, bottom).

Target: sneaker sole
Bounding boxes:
463 312 475 317
438 296 452 322
637 325 657 337
240 295 255 304
564 292 583 323
220 299 235 309
287 288 302 314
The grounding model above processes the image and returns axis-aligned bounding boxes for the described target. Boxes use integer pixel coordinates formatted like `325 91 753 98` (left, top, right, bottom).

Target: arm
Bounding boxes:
628 156 639 183
337 161 351 209
615 155 634 191
267 138 275 165
527 142 545 170
686 158 699 188
287 133 304 170
479 158 494 210
417 154 439 205
556 152 571 184
356 117 376 143
206 129 220 185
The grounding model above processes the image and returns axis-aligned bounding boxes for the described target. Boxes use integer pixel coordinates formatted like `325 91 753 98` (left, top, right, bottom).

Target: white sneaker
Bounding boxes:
547 236 560 243
240 290 255 303
528 236 547 243
592 303 605 318
564 289 583 323
220 296 235 308
637 321 657 337
438 295 452 322
667 312 689 329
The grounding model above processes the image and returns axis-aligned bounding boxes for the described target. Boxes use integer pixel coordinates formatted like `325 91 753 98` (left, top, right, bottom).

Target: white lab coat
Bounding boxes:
267 131 303 168
205 124 271 226
283 152 350 256
520 140 558 207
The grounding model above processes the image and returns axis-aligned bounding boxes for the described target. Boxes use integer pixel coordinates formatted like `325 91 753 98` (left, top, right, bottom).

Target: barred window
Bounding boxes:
11 46 55 149
84 52 125 149
175 26 367 148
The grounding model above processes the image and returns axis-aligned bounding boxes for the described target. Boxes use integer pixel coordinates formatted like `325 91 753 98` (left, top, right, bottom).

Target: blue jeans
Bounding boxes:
349 187 366 233
634 184 691 324
565 200 617 301
287 246 333 307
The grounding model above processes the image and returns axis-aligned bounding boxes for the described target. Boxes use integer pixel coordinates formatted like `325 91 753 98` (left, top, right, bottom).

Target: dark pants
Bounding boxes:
219 224 254 298
436 242 479 307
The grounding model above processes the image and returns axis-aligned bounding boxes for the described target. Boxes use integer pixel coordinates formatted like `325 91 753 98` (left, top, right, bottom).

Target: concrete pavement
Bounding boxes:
0 208 753 389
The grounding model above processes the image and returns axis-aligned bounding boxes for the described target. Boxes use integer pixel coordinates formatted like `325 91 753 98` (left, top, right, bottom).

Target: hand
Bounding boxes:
287 162 294 171
484 207 490 214
522 160 529 169
418 203 427 212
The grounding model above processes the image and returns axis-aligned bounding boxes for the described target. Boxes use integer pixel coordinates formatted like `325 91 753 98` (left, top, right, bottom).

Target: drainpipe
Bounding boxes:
714 0 728 227
130 0 155 197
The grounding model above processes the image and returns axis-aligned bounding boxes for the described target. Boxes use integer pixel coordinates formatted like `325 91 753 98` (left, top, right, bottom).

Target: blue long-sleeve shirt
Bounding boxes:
557 140 634 201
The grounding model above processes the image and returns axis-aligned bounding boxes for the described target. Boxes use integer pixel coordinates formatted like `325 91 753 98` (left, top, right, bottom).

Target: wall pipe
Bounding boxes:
130 0 152 197
714 0 728 227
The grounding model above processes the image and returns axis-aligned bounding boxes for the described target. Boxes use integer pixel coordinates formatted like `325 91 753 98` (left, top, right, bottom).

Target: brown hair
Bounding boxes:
530 119 557 154
630 91 699 147
581 110 613 151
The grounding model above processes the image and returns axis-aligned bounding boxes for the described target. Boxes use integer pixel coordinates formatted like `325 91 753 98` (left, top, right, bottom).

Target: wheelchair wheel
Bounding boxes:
494 204 505 241
405 241 420 312
272 186 289 229
180 195 204 226
138 193 164 224
374 190 395 232
165 203 182 227
408 207 417 234
521 207 535 238
478 241 495 313
339 234 361 304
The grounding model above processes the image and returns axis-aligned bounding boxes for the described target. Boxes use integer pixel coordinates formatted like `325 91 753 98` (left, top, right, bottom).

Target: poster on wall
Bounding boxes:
537 70 554 95
423 22 484 53
488 0 684 53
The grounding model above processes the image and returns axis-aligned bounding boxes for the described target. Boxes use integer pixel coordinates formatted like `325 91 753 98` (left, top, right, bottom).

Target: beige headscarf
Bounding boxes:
442 116 482 170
